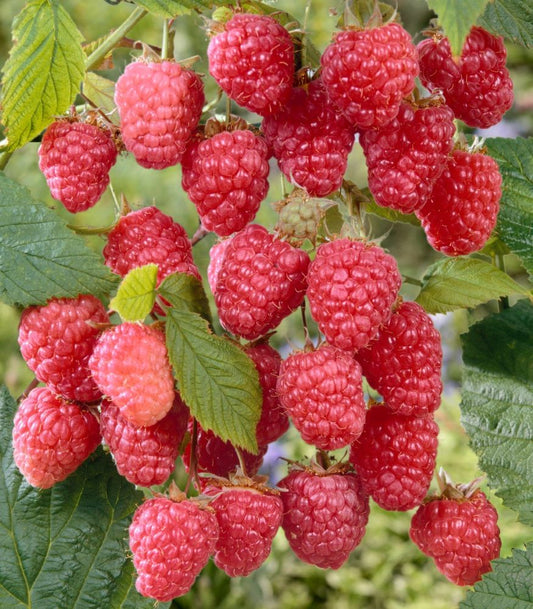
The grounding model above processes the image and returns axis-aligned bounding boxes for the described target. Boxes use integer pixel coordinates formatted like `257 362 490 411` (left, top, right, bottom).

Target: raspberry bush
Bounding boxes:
0 1 532 608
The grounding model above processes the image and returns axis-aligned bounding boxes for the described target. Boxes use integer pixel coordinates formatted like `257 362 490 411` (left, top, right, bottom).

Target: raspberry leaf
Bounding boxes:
0 0 85 152
460 543 533 608
484 138 533 278
425 0 490 55
460 300 533 526
480 0 533 48
131 0 225 17
109 264 158 322
82 72 117 119
0 173 118 307
0 385 168 609
363 197 420 227
165 307 261 453
415 257 531 314
158 272 212 323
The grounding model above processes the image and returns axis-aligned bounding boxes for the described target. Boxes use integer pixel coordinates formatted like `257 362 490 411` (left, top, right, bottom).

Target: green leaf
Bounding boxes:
82 72 117 119
0 173 118 307
158 272 212 323
460 300 533 526
0 0 85 152
109 264 158 322
425 0 490 55
480 0 533 48
131 0 225 17
484 138 533 278
363 198 420 227
460 543 533 608
415 257 530 314
165 308 261 453
0 385 168 609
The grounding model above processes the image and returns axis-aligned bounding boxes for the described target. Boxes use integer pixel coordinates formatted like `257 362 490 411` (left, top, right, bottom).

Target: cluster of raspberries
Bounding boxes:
22 8 508 602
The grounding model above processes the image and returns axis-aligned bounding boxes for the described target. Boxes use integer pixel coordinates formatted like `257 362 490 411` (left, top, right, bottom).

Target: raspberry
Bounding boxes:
320 22 419 129
207 482 283 577
278 463 369 569
214 224 310 340
103 206 200 284
13 386 100 489
416 148 502 256
114 60 204 169
277 344 366 450
18 294 110 403
100 394 189 487
349 404 438 511
129 496 218 601
38 118 118 213
182 420 267 483
360 99 455 214
356 301 443 416
244 342 289 445
89 322 175 427
418 27 513 129
306 239 402 352
181 126 270 236
410 482 501 585
262 79 356 197
207 238 232 295
207 13 294 116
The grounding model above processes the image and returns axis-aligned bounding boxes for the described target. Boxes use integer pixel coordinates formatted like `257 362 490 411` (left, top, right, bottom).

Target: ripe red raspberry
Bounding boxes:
360 99 455 214
418 27 513 129
115 60 204 169
410 482 501 585
13 386 100 489
18 294 110 403
349 404 438 511
129 496 219 601
278 463 369 569
207 238 232 294
182 420 267 484
416 148 502 256
181 127 270 236
207 482 283 577
277 344 366 450
89 322 175 427
103 206 200 284
207 13 294 116
38 118 118 213
244 342 289 445
356 301 443 416
214 224 310 340
320 22 419 129
262 79 356 197
306 239 402 352
100 394 189 487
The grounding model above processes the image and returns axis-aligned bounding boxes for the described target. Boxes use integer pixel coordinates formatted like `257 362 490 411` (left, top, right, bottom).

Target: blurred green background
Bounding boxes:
1 1 532 608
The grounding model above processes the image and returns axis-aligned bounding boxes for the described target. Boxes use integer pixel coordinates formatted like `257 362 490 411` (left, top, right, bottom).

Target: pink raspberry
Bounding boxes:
208 483 283 577
13 386 101 489
18 294 110 403
114 60 204 169
349 404 438 511
103 206 200 283
320 22 419 129
306 239 402 352
360 99 455 214
181 127 270 236
278 464 369 569
277 344 366 450
89 322 175 427
129 496 219 601
418 27 513 129
417 148 502 256
262 79 356 197
244 341 289 445
100 394 189 487
38 118 118 212
356 301 443 416
207 13 294 116
214 224 310 340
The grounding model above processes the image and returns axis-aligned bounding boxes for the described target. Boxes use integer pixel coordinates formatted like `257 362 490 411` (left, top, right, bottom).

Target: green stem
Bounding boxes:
0 151 13 171
402 274 423 287
85 7 148 72
161 19 169 60
496 253 510 311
